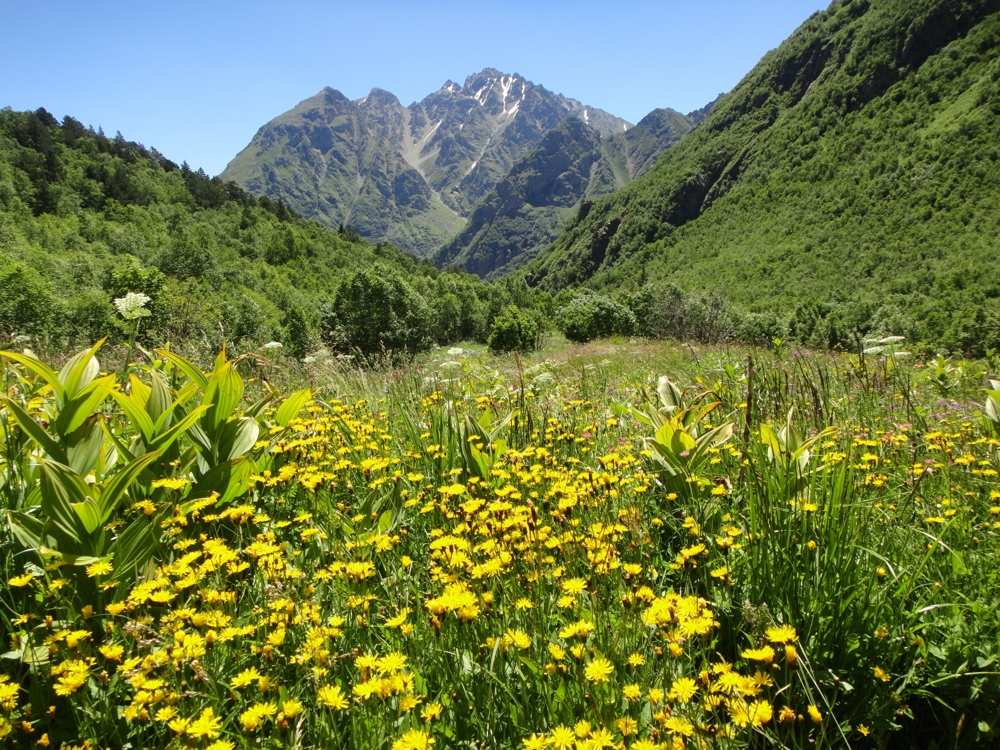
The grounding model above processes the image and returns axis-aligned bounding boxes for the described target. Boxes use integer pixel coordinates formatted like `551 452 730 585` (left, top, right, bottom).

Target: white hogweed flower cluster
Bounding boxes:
113 292 152 320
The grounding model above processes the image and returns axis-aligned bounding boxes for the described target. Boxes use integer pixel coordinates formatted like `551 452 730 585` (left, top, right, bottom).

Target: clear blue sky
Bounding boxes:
3 0 828 176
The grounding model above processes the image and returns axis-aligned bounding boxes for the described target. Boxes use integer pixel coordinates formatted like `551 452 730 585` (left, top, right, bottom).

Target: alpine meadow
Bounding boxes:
2 1 1000 749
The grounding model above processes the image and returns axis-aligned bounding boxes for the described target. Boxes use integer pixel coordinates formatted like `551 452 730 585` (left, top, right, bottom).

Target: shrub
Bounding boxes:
628 282 735 343
64 289 117 345
0 261 56 337
321 266 434 361
487 306 540 353
555 292 636 343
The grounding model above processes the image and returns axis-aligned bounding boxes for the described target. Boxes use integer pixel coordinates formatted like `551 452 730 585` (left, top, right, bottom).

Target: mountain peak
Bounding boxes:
360 88 401 107
223 69 637 255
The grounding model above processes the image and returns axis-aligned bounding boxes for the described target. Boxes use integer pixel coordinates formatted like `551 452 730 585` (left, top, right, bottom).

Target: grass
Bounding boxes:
0 336 998 749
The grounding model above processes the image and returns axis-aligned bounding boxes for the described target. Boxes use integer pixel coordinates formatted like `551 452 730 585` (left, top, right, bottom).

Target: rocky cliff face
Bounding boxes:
220 69 631 256
433 98 715 277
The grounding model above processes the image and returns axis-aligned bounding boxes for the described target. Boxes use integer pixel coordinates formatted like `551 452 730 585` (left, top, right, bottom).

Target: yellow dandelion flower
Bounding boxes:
669 676 698 703
318 685 349 710
391 727 435 750
549 725 575 749
584 657 614 683
765 624 797 644
741 645 775 663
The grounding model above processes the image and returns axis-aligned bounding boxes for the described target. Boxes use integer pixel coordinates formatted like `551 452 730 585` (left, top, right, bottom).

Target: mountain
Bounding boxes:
523 0 1000 353
432 103 705 277
220 69 631 256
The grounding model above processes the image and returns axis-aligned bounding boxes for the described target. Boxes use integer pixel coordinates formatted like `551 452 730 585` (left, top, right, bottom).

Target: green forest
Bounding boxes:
0 108 545 361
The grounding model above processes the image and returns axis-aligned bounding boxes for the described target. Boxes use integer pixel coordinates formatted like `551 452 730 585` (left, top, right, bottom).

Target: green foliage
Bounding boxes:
0 107 531 354
0 262 56 337
627 282 735 343
321 266 435 361
524 0 1000 354
629 376 735 495
487 306 540 354
555 292 636 343
1 340 1000 747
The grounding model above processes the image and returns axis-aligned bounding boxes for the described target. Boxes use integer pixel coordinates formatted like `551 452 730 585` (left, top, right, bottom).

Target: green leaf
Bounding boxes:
65 417 104 476
275 389 312 427
96 450 161 524
55 374 114 437
73 497 102 535
951 551 970 576
0 350 65 406
149 404 210 453
105 388 155 443
111 518 158 577
155 349 209 391
0 396 66 463
128 374 151 410
190 457 255 506
203 360 244 431
57 340 104 401
377 509 394 534
39 460 90 545
217 417 259 463
147 371 172 427
100 419 136 462
7 510 46 550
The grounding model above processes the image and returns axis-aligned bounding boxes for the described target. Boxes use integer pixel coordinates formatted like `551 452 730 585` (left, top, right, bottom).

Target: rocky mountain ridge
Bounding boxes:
220 69 632 256
432 100 717 277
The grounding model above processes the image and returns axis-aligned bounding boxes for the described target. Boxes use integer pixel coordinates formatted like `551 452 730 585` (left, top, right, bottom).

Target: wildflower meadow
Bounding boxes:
0 339 998 749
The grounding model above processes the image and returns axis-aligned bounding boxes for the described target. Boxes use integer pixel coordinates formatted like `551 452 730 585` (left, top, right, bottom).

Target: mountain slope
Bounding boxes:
220 70 631 256
432 105 701 277
0 107 501 353
523 0 1000 351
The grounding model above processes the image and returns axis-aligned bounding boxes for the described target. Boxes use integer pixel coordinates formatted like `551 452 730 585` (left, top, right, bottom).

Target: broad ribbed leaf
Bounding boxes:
275 389 312 427
218 417 259 462
156 349 208 390
73 497 102 535
66 417 104 475
149 404 210 453
39 460 90 544
0 351 65 406
203 361 243 431
147 371 171 427
105 389 155 443
128 374 151 409
0 396 66 463
55 374 114 437
97 450 161 524
111 518 158 577
190 456 254 506
58 341 104 401
7 510 45 550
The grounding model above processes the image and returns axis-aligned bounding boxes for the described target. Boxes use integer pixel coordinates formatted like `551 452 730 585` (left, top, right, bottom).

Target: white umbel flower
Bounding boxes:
113 292 152 320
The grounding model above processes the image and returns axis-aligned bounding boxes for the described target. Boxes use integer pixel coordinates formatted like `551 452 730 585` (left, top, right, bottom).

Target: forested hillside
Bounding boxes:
525 0 1000 355
0 108 530 356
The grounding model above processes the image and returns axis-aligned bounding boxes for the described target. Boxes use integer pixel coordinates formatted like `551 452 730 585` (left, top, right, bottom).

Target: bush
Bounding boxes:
0 261 57 337
321 266 434 361
555 292 636 343
64 289 117 345
628 283 736 343
487 306 540 353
